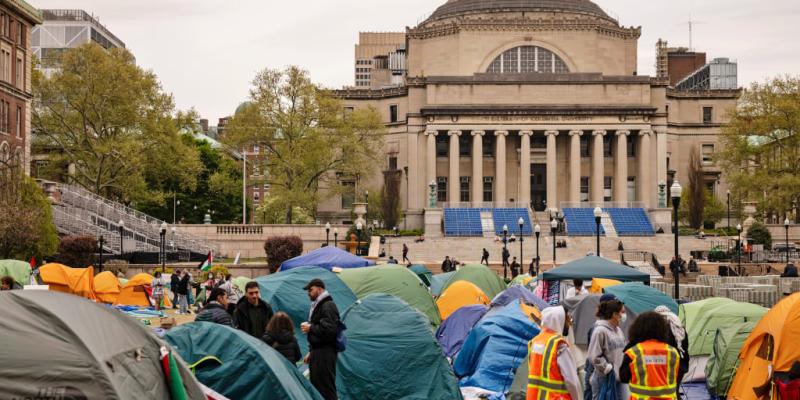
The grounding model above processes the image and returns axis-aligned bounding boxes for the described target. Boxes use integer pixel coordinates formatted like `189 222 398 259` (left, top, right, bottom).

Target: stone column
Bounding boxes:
545 130 559 210
448 130 461 203
568 130 582 203
407 131 419 209
495 131 508 203
471 131 485 204
591 130 607 202
519 130 532 207
614 130 630 202
655 127 667 197
425 131 437 192
638 130 652 207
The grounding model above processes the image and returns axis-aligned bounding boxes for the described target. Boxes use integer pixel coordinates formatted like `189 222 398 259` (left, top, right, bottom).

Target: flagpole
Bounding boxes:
242 147 247 224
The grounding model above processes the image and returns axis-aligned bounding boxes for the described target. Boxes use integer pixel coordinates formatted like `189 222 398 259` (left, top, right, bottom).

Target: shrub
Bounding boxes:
747 222 772 249
208 265 229 279
57 235 97 267
264 235 303 273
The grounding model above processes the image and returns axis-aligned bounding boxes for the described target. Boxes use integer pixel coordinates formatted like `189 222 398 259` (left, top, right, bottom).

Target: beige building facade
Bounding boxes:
320 0 739 229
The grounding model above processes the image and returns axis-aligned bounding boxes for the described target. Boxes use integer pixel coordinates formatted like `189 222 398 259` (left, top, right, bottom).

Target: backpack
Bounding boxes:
336 320 347 352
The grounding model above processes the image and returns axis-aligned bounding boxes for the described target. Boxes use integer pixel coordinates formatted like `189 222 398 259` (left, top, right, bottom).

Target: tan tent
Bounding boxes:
93 271 121 304
114 273 171 308
38 263 96 300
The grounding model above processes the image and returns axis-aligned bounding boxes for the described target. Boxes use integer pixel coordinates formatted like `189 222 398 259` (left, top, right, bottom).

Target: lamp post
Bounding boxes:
325 222 331 246
534 224 541 276
394 226 399 237
737 224 743 275
334 228 339 248
173 197 180 225
786 217 791 264
726 190 731 230
593 206 602 257
365 190 369 215
171 227 176 251
518 217 524 268
502 224 509 280
671 181 682 300
118 219 125 258
97 235 104 272
551 218 558 266
356 221 363 256
160 222 167 272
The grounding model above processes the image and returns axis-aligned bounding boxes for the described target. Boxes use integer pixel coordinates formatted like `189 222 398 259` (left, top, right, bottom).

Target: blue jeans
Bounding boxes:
177 294 188 314
591 371 629 400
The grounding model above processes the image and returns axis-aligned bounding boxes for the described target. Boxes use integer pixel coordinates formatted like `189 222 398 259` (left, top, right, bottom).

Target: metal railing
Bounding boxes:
559 201 647 209
442 202 529 209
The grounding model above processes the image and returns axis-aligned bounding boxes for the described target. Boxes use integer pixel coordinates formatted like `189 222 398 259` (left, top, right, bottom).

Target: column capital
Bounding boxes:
544 130 559 137
425 130 438 136
494 130 509 137
471 130 486 137
447 130 462 137
568 130 583 137
519 130 533 136
638 130 653 137
592 130 607 136
615 130 630 136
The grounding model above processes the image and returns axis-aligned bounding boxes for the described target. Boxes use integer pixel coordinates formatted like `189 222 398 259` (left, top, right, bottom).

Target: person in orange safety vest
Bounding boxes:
527 306 581 400
619 311 680 400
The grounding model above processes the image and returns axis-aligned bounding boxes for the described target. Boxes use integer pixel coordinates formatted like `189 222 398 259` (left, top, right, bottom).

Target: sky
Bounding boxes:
33 0 800 124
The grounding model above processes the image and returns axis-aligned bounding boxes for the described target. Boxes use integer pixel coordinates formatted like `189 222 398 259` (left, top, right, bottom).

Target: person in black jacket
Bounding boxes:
262 311 301 363
196 288 232 326
170 270 180 309
233 282 274 338
782 263 799 278
301 278 340 400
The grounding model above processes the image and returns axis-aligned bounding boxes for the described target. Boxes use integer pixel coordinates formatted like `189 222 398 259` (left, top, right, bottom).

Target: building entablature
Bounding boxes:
665 88 741 99
408 16 640 41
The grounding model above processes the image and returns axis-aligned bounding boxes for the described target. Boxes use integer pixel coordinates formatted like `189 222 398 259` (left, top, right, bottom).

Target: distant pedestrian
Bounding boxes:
441 256 454 273
402 243 410 264
782 263 799 278
170 270 181 309
510 257 520 278
617 241 624 251
387 256 398 264
196 288 232 326
217 274 240 315
0 276 13 290
263 311 301 363
151 271 166 311
233 281 274 338
502 247 510 268
481 248 489 266
566 279 588 299
174 270 191 314
302 278 341 400
688 256 699 272
529 256 539 276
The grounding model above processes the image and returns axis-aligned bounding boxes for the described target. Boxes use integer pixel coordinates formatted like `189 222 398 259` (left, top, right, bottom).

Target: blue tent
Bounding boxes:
454 300 541 393
256 267 357 355
435 304 489 359
431 271 456 296
603 282 679 315
491 284 549 311
279 246 375 271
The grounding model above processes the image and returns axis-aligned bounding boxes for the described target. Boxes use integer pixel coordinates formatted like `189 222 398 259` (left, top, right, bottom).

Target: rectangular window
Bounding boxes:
627 177 636 202
16 22 22 45
263 182 270 190
702 144 714 165
15 56 21 88
580 136 590 157
435 135 448 157
483 135 494 158
603 136 613 158
627 135 636 157
531 134 546 149
341 181 355 209
389 105 397 123
580 177 589 202
252 144 259 154
703 107 713 124
437 177 447 202
253 191 260 201
483 177 493 202
459 135 470 157
604 176 613 202
15 106 20 138
460 177 470 202
388 156 397 170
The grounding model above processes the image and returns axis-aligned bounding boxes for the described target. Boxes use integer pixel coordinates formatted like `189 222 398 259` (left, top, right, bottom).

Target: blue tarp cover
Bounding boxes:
280 246 375 271
491 285 549 311
436 304 489 359
454 300 541 393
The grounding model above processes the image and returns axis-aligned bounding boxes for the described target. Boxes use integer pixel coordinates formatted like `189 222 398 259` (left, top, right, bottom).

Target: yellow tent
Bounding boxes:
114 273 171 308
589 278 622 294
93 271 121 304
728 292 800 400
39 263 96 300
436 280 490 320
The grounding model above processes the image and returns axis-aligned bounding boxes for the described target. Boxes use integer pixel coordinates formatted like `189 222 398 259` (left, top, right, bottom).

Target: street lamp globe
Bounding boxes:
171 227 176 233
737 224 742 232
550 218 558 230
118 220 125 228
593 207 602 219
786 218 791 227
503 224 508 234
160 221 167 233
356 221 362 231
325 222 331 230
518 217 524 226
671 181 683 199
534 224 541 234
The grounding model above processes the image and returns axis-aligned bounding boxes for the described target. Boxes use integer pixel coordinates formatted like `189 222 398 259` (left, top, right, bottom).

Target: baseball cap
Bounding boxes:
599 293 619 303
303 278 326 290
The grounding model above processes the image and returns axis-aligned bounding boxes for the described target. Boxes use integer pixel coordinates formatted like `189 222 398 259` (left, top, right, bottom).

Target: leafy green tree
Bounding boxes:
703 192 725 228
718 76 800 220
223 66 385 223
255 196 314 224
747 222 773 249
0 162 58 260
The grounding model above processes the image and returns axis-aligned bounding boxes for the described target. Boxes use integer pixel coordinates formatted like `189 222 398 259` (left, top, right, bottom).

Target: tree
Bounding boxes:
57 235 97 268
718 76 800 220
381 170 402 229
703 192 725 228
0 162 58 260
264 236 303 273
223 66 384 223
747 222 773 249
682 146 706 229
32 43 201 205
255 196 314 224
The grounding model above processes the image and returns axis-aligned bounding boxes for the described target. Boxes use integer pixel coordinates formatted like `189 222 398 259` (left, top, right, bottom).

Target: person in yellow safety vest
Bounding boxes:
527 306 582 400
619 311 680 400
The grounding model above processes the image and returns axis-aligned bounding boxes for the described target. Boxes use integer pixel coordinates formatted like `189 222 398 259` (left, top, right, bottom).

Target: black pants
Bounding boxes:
310 347 338 400
481 256 488 265
402 253 410 263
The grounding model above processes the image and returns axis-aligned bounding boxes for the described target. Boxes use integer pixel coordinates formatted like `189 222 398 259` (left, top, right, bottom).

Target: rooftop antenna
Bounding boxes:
688 13 693 51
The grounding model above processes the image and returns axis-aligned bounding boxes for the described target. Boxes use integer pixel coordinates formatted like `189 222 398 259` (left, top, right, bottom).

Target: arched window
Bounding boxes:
0 142 9 163
486 46 570 74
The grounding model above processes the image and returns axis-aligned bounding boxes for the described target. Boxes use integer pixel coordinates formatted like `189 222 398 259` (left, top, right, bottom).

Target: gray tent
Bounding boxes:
0 290 206 399
563 294 633 345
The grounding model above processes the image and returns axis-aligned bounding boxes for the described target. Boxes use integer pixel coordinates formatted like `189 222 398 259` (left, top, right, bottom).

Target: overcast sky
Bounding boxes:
34 0 800 123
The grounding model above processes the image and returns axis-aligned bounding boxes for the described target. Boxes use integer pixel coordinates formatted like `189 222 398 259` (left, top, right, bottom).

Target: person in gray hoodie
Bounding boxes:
587 294 628 400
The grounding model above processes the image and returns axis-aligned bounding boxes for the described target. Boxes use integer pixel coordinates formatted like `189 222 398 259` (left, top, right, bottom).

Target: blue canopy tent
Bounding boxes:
540 256 651 284
279 246 375 271
435 304 489 360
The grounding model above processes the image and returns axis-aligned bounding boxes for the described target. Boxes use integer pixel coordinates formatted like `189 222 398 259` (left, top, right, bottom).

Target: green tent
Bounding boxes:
0 259 30 286
541 256 650 283
165 322 322 400
337 294 463 400
706 321 757 397
337 265 441 326
441 264 507 299
232 276 252 294
604 282 678 315
409 264 433 287
430 271 455 296
680 297 767 356
509 273 533 287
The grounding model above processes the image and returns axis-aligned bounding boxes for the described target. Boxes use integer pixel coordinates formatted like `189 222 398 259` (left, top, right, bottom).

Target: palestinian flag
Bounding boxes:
29 257 36 269
160 346 188 400
198 251 213 272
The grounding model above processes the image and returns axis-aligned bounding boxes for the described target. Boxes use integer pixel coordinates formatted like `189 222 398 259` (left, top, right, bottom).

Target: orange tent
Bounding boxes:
114 273 171 308
728 292 800 400
436 280 490 320
38 263 96 300
93 271 121 304
589 278 622 294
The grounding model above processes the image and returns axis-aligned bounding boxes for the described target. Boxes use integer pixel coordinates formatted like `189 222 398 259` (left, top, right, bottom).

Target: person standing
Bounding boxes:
174 270 190 315
481 248 490 266
263 311 302 363
587 295 628 400
217 274 240 315
151 271 166 311
510 257 520 278
527 306 581 400
619 312 680 400
402 243 410 264
196 288 232 326
654 305 689 388
502 247 510 270
233 281 274 338
0 276 13 290
170 270 180 309
565 279 588 299
301 278 341 400
441 256 453 273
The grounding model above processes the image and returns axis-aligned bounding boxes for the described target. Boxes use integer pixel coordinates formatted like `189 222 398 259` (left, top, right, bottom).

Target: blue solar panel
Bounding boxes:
605 208 654 236
563 208 605 236
492 208 532 235
444 208 483 237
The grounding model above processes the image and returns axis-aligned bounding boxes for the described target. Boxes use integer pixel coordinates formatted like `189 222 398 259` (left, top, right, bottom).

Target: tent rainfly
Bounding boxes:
541 256 650 284
279 246 375 271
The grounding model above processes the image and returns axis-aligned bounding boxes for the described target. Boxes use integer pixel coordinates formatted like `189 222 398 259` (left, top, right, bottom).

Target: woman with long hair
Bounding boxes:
262 311 301 363
620 312 680 400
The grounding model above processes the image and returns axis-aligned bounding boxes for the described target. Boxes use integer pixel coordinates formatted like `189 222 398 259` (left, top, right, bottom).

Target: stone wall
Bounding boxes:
126 263 270 279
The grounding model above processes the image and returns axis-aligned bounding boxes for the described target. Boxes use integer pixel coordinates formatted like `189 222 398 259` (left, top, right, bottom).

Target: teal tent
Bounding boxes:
409 264 433 287
431 271 456 296
256 267 357 355
541 256 650 283
603 282 678 314
165 322 322 400
706 321 757 397
337 294 463 400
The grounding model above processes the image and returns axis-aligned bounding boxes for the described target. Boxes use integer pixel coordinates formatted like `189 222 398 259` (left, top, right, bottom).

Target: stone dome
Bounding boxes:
427 0 614 22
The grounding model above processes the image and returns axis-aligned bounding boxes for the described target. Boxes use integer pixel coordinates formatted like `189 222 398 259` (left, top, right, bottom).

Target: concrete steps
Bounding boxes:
480 212 495 238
